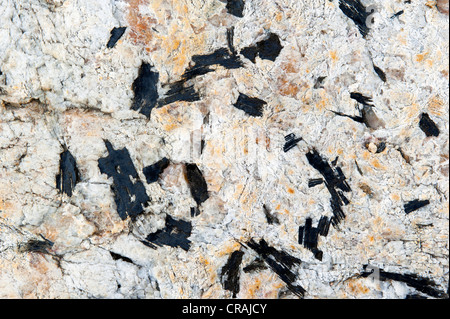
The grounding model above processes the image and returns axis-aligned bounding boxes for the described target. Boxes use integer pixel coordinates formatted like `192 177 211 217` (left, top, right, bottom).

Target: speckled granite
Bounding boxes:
0 0 448 299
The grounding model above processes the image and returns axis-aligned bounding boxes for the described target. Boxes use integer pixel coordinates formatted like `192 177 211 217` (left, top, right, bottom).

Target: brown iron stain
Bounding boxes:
388 68 405 81
281 61 299 74
29 253 49 273
126 0 158 52
277 74 300 98
359 183 373 196
437 0 449 14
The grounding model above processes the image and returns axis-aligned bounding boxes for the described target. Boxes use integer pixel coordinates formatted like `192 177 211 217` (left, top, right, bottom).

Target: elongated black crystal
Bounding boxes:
419 113 440 137
241 33 283 63
233 93 266 117
20 236 54 254
350 92 374 106
157 81 200 107
220 250 244 298
404 199 430 214
131 63 159 118
338 0 372 38
142 215 192 251
298 218 324 261
56 149 79 197
107 27 126 48
143 157 170 184
224 0 245 17
284 133 302 152
182 48 243 81
373 64 387 82
306 149 351 227
110 251 134 264
185 163 209 205
361 265 448 299
246 239 305 297
98 140 150 220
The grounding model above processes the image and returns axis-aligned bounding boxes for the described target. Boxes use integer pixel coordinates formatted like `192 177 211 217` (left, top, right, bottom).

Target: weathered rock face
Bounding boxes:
0 0 448 299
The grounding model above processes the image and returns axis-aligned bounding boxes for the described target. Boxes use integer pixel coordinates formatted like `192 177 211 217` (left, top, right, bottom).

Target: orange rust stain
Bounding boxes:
316 90 329 111
233 184 245 200
0 199 17 221
275 12 283 22
287 187 295 194
347 280 370 295
163 123 178 131
255 133 271 149
315 97 327 111
428 95 444 116
390 193 400 201
247 278 262 297
125 0 206 77
126 0 158 50
397 34 406 45
171 39 181 51
280 83 300 97
198 255 210 266
277 75 300 98
0 199 13 211
425 1 436 8
362 150 371 160
281 61 299 74
217 242 241 257
182 3 189 14
330 50 338 63
370 158 384 169
416 52 429 62
274 282 284 289
406 102 420 118
273 104 284 113
275 204 281 210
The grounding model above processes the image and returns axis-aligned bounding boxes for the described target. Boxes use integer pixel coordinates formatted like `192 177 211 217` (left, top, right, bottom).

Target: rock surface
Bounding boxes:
0 0 448 299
